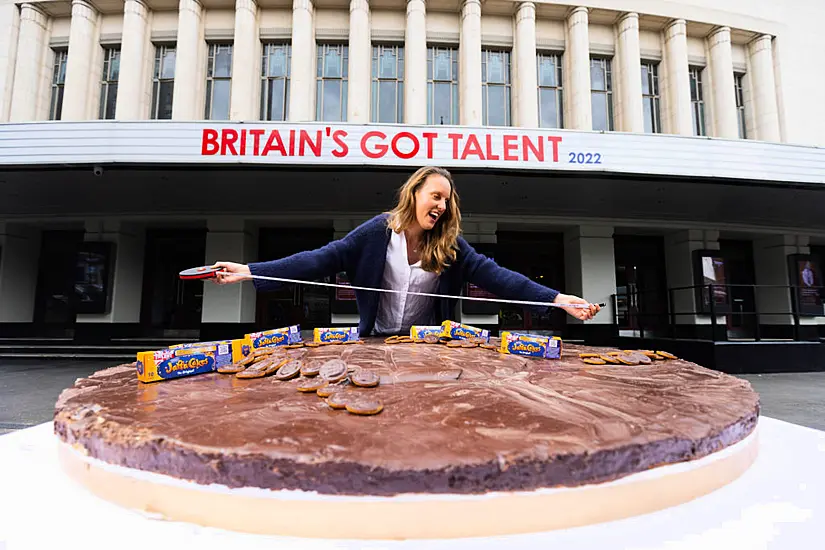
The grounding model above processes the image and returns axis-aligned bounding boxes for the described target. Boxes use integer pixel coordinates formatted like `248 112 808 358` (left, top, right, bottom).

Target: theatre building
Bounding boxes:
0 0 824 372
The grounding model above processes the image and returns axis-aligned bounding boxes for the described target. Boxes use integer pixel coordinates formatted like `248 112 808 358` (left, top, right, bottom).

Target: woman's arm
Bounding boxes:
458 239 599 321
215 217 378 292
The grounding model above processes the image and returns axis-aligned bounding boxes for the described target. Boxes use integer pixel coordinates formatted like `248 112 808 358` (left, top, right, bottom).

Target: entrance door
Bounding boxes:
256 228 335 330
718 239 757 339
614 235 668 336
33 230 85 325
140 229 207 333
495 231 566 333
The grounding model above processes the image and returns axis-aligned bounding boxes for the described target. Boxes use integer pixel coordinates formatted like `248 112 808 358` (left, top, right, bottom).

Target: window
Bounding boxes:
481 49 511 126
99 47 120 119
261 43 290 121
641 62 660 133
204 44 232 120
689 66 706 136
371 45 404 123
590 57 613 131
537 52 563 128
734 73 746 139
151 45 176 120
427 46 458 125
316 44 348 122
50 50 68 120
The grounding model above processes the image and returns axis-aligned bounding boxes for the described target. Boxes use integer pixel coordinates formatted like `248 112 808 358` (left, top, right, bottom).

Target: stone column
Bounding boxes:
171 0 203 120
616 12 643 132
565 6 591 130
202 219 257 323
663 19 692 135
0 2 21 121
62 0 99 120
116 0 150 120
514 2 537 127
564 226 616 341
10 4 47 122
459 0 482 125
0 224 41 322
75 220 145 323
347 0 370 122
748 34 780 142
404 0 427 124
288 0 315 121
230 0 259 121
707 26 737 138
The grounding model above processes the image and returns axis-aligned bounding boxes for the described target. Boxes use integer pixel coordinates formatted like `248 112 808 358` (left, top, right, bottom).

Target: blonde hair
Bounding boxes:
386 166 462 274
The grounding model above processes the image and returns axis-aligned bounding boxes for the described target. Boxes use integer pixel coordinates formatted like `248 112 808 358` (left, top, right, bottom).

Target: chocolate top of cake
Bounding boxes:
54 339 759 496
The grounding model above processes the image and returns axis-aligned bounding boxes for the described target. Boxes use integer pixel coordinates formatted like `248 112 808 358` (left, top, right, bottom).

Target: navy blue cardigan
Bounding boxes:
248 214 560 335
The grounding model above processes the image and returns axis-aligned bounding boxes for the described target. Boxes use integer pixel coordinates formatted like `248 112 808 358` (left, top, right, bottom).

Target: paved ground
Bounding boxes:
1 359 824 434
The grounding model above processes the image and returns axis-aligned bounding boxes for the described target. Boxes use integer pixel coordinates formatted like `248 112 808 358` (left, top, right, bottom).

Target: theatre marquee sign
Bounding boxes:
0 121 823 185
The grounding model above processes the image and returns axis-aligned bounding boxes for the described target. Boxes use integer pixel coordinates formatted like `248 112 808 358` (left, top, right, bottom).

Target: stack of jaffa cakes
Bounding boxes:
579 349 678 366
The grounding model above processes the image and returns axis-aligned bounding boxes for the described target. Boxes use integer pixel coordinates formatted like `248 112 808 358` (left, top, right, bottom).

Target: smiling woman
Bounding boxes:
213 166 600 336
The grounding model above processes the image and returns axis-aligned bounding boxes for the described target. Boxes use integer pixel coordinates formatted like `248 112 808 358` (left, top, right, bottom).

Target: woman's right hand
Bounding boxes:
212 262 251 285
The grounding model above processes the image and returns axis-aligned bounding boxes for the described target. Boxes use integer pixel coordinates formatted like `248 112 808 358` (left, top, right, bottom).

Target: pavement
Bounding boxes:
1 359 824 434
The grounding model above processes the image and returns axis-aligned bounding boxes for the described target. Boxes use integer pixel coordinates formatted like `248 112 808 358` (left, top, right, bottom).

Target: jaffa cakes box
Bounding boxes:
246 325 301 351
440 320 490 342
168 339 240 368
410 325 443 339
499 332 562 359
136 346 217 383
314 327 360 343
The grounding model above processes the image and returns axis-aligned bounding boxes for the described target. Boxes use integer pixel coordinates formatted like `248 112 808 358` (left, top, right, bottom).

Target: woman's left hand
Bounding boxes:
553 293 601 321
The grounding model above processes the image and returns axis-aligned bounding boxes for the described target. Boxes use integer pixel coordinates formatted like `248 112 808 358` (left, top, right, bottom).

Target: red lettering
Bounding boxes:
422 132 438 158
522 135 544 162
448 133 463 159
239 129 247 155
547 136 562 162
361 131 388 159
299 130 322 156
331 130 349 158
221 129 239 156
391 132 419 159
250 129 265 155
503 135 518 161
461 134 485 160
261 130 287 156
201 129 219 155
289 129 296 156
485 134 500 161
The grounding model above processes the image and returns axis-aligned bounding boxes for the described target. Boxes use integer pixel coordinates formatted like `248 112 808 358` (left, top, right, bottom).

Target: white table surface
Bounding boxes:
0 416 823 550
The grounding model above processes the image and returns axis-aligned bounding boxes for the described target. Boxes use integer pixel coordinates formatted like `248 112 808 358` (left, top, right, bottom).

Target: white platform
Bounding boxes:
1 416 823 550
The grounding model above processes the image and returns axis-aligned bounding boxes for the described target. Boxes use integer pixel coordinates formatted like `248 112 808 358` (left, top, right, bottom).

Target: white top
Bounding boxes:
373 229 439 335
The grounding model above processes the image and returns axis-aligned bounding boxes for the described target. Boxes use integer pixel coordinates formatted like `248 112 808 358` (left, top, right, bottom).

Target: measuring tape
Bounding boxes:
180 266 605 310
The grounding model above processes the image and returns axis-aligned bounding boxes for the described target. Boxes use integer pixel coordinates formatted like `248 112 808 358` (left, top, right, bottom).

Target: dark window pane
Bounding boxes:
157 81 174 119
433 81 451 124
109 51 120 81
539 88 559 128
211 79 231 120
485 86 506 126
379 80 396 123
162 49 176 79
592 92 608 131
643 97 653 133
215 46 232 77
269 79 286 121
105 83 117 119
322 79 341 121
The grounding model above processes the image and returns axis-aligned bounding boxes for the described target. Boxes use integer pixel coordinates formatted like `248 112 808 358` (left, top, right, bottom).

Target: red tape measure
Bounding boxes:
179 265 222 280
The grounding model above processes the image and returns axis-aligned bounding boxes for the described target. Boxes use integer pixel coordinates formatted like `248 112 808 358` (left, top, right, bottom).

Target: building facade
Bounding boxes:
1 0 825 367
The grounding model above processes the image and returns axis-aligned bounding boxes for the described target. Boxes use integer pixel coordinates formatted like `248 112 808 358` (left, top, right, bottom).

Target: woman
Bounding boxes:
214 166 600 336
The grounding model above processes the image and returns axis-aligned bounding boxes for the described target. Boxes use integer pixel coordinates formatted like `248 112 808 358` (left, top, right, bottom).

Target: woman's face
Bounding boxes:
414 174 452 231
